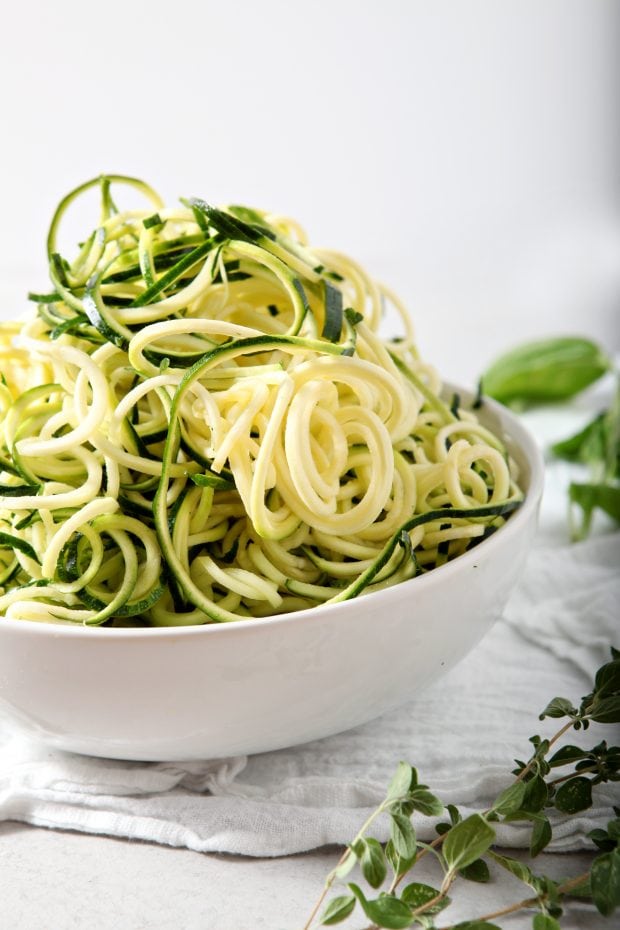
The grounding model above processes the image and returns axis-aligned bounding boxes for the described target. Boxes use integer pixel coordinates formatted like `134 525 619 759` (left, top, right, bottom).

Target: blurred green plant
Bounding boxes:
481 336 619 540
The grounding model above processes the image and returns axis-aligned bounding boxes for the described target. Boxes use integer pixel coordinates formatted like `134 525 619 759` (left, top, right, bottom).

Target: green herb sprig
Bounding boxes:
303 647 620 929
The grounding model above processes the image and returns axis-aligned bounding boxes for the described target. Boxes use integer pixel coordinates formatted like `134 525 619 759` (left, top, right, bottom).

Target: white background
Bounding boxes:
1 0 619 383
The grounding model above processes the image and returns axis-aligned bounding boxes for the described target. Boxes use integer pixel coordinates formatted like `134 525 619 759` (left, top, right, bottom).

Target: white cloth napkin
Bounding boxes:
0 412 618 857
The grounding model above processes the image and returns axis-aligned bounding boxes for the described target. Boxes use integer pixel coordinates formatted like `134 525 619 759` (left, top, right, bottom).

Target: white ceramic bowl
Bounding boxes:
0 389 544 761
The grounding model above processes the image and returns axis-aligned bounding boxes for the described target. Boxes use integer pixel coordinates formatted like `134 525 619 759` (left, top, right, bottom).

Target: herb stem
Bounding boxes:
548 764 599 787
437 870 590 928
301 802 390 930
513 719 576 784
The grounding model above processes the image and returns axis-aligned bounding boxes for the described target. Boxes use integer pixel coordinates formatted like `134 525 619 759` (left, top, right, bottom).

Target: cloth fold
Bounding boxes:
0 416 618 857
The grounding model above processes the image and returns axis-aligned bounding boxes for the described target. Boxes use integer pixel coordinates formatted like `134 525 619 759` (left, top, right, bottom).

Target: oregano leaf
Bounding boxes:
390 813 417 860
387 762 417 801
408 787 444 817
401 882 449 913
533 914 561 930
492 781 527 816
594 657 620 698
443 814 496 872
590 848 620 917
539 697 577 720
522 774 548 814
588 827 615 853
548 744 589 768
453 921 502 929
589 695 620 724
334 848 358 879
554 776 593 814
447 803 462 825
320 894 356 925
348 884 414 929
458 858 491 882
384 839 416 878
530 816 552 857
360 837 387 889
489 851 534 885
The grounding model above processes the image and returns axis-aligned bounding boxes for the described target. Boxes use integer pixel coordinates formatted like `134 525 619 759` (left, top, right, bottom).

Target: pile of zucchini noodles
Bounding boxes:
0 175 523 626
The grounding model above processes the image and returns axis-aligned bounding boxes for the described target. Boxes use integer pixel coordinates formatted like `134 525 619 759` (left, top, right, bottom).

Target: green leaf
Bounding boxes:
554 776 593 814
320 894 356 925
458 858 491 882
360 838 387 889
589 827 616 853
551 412 607 463
607 816 620 840
548 745 589 768
453 922 502 930
570 483 620 537
594 657 620 697
348 884 414 929
539 697 577 720
589 695 620 724
489 851 534 885
591 848 620 916
492 781 527 815
384 839 417 879
522 774 548 814
530 816 552 857
390 813 417 860
533 914 561 930
334 848 358 879
408 787 444 817
401 882 449 913
386 762 417 800
443 815 496 872
446 804 462 825
480 336 609 405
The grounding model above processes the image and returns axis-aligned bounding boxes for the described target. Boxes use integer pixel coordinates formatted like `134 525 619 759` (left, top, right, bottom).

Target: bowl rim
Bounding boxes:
0 385 544 639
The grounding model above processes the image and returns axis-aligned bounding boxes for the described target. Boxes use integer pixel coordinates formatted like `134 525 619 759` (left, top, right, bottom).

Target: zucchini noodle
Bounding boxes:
0 175 523 626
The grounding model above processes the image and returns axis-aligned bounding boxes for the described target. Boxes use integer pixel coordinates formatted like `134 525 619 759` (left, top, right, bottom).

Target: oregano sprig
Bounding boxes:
303 647 620 929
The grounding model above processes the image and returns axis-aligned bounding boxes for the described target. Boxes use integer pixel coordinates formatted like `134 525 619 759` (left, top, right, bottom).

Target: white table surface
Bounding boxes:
0 821 612 929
